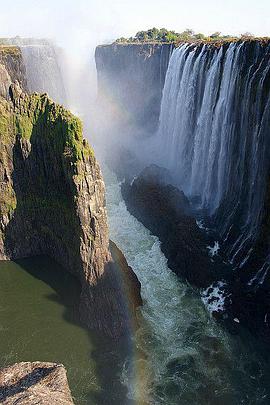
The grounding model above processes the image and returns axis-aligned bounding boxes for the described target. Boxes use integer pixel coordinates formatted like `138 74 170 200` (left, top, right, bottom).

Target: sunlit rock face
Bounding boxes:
0 45 27 99
0 362 74 405
95 43 174 133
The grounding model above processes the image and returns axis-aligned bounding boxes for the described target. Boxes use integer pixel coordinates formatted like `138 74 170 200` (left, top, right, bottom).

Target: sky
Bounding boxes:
0 0 269 55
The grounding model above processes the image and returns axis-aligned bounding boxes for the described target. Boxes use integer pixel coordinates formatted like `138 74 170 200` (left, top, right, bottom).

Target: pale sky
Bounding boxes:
0 0 269 55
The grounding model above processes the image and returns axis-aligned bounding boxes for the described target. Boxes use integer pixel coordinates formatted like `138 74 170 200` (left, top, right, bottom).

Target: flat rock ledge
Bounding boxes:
0 362 74 404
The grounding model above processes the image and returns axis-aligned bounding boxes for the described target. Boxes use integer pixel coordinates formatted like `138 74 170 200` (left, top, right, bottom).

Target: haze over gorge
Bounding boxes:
0 2 270 404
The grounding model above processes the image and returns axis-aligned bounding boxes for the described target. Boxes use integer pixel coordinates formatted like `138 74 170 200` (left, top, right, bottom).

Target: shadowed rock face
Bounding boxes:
0 362 74 404
95 43 173 133
121 165 228 288
0 48 142 338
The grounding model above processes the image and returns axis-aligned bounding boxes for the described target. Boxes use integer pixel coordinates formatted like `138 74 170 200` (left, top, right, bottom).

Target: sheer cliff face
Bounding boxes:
0 88 107 276
0 46 139 337
0 46 27 99
95 43 173 133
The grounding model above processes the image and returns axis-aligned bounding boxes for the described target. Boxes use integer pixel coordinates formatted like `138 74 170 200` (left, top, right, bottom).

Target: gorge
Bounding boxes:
0 33 270 405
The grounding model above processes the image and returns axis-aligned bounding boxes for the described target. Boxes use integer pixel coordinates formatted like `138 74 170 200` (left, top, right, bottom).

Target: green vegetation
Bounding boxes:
115 28 259 44
0 89 95 219
14 93 94 161
0 45 20 56
0 99 13 144
0 182 17 216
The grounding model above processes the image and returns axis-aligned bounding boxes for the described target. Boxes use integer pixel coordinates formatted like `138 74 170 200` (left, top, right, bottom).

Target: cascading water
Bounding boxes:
157 42 270 265
20 42 67 105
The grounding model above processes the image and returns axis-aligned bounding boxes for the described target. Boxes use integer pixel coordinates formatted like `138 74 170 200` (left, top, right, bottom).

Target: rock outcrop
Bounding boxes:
0 46 142 338
0 46 27 99
110 240 143 313
0 362 74 404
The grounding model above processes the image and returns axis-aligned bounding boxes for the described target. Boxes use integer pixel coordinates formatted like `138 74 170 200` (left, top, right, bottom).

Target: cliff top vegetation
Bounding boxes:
0 45 21 56
115 28 265 44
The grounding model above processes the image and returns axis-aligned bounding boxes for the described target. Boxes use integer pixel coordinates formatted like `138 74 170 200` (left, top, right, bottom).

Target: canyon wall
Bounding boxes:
0 45 140 338
95 43 173 133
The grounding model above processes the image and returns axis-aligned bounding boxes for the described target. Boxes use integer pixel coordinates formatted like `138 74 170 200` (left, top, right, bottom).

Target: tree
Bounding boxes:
241 32 254 38
210 31 221 39
182 28 195 36
194 33 205 40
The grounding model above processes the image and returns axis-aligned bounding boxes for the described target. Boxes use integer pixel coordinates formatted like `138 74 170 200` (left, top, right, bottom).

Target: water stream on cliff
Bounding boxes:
104 167 270 405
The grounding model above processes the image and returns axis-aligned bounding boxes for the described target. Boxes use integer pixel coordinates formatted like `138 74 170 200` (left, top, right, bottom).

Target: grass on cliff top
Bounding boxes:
14 93 94 162
0 45 21 56
112 37 270 48
114 28 270 47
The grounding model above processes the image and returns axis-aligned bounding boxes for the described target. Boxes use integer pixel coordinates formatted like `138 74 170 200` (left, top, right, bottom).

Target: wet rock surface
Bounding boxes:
122 165 228 288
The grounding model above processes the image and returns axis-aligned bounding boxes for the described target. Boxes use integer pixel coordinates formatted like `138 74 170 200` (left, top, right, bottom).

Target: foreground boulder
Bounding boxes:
0 362 74 404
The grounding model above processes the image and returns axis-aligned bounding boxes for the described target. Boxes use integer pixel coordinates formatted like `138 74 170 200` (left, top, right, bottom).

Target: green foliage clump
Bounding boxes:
0 45 20 56
115 27 257 44
0 99 13 144
14 93 94 162
0 183 17 216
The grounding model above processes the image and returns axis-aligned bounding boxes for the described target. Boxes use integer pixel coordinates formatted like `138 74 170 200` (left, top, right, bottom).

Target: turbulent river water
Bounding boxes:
104 168 270 405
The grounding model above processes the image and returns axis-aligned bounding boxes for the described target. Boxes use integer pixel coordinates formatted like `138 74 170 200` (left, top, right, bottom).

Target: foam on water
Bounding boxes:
201 281 228 313
207 241 220 257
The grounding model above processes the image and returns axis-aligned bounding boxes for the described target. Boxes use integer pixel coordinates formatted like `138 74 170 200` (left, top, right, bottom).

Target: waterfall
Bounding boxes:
157 41 270 265
20 43 67 105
